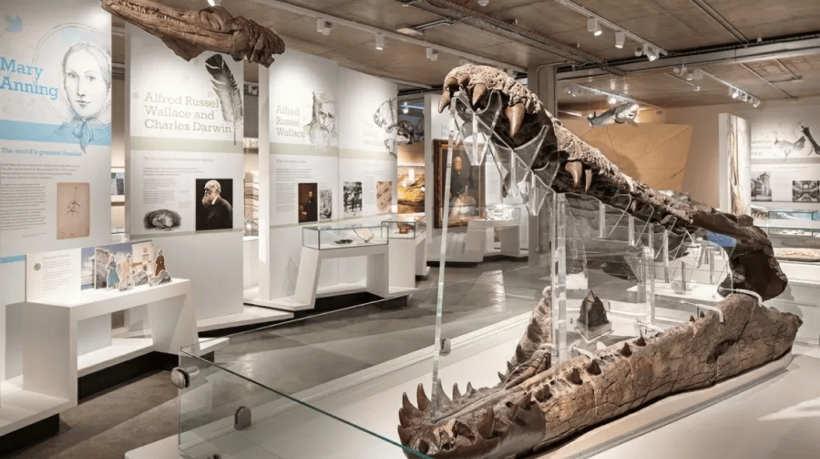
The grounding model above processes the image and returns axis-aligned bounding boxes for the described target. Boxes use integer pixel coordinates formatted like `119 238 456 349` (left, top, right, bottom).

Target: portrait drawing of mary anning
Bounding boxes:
52 42 112 152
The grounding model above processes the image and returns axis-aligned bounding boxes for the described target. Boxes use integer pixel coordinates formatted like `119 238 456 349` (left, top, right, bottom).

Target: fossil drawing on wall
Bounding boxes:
396 65 800 459
56 182 90 240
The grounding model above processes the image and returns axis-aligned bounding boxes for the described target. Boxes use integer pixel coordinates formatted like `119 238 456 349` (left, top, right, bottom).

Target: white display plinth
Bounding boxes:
429 218 522 263
8 279 198 438
257 244 389 312
388 231 427 290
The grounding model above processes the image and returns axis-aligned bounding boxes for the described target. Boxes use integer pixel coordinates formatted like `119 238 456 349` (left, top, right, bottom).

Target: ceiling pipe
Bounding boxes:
248 0 526 73
570 83 664 112
739 63 796 99
408 0 618 70
689 0 748 44
556 33 820 80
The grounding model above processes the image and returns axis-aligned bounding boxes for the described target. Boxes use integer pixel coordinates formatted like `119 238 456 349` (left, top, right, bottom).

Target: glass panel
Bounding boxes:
301 224 387 249
178 351 432 459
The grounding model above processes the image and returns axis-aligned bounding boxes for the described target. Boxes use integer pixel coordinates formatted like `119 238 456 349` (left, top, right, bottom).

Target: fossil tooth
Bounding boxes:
444 76 458 90
436 379 452 406
438 91 452 113
498 371 507 382
476 407 495 439
700 311 706 318
457 74 470 87
417 439 430 454
515 344 526 362
586 359 601 376
399 408 412 428
690 315 696 322
466 382 475 394
472 83 488 106
534 384 552 402
453 383 462 400
507 361 514 373
417 383 431 411
636 336 647 347
398 425 413 445
506 103 525 138
567 368 583 385
585 168 593 193
565 161 583 190
402 392 419 415
620 342 632 357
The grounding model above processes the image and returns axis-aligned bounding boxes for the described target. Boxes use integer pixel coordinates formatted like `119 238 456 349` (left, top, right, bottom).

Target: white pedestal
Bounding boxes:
388 232 427 290
265 244 389 312
4 279 198 438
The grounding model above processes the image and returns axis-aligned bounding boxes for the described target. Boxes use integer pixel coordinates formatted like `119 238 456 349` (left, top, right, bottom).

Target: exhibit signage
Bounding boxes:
128 26 243 236
0 0 112 257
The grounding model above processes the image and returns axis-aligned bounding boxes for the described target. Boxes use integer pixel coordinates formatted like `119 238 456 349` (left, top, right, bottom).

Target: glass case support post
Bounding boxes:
598 201 606 239
662 229 670 283
646 224 656 324
680 260 689 291
430 115 457 421
628 215 636 246
549 192 568 364
708 248 716 284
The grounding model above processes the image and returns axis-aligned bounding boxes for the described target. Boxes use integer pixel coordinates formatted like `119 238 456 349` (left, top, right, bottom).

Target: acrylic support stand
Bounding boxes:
388 231 427 291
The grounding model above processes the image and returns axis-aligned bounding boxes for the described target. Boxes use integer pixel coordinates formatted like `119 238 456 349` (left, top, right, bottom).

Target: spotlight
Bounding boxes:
375 34 384 51
426 47 438 61
647 46 658 61
615 31 625 49
402 103 409 114
477 0 489 6
686 72 694 81
317 18 331 35
693 85 700 92
731 89 739 99
753 98 761 108
634 46 643 57
742 93 749 102
608 95 617 105
727 87 734 97
587 17 602 37
208 0 221 6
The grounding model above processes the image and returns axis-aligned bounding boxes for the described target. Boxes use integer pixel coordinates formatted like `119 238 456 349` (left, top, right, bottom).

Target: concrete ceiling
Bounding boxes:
111 0 820 109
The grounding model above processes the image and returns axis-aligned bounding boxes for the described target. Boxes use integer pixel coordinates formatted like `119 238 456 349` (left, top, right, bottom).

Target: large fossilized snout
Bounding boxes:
100 0 285 67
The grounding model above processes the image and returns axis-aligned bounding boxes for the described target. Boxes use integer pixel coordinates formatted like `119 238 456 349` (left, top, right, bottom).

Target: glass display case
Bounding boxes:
381 219 426 239
302 224 387 249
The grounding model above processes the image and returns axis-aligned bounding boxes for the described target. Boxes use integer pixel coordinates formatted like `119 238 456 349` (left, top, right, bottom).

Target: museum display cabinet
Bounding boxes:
302 224 388 249
382 219 427 239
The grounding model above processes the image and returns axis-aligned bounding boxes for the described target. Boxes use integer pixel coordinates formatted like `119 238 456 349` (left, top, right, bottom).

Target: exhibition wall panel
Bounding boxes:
665 96 820 211
0 0 112 257
126 26 244 319
255 52 398 304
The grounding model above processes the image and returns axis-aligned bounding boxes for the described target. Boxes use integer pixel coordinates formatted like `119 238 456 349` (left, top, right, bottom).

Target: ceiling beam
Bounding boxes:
556 33 820 80
248 0 527 73
739 63 796 99
689 0 748 44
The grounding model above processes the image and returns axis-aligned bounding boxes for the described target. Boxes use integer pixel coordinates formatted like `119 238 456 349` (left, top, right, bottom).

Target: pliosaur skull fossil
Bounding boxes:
396 65 801 459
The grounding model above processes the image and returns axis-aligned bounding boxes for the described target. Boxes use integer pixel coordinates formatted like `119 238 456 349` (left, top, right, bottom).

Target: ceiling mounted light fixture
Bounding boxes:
615 30 625 48
426 47 438 61
634 46 643 57
477 0 490 6
317 18 331 36
375 34 385 51
207 0 221 6
402 103 409 114
732 89 740 99
608 95 617 104
753 98 761 108
587 17 602 36
693 85 701 92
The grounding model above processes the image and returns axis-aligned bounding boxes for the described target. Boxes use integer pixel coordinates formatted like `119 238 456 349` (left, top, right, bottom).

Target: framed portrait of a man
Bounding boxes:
433 140 485 228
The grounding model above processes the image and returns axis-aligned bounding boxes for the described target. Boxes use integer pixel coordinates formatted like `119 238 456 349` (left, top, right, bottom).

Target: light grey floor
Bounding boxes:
9 258 552 459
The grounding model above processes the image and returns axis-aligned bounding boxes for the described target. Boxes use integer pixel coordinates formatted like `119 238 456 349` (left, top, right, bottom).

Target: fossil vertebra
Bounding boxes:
397 65 800 459
100 0 284 67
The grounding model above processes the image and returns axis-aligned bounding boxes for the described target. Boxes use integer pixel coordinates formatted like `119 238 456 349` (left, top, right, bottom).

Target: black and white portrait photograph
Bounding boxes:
751 171 772 202
304 92 337 151
298 183 318 223
344 182 363 217
792 180 820 202
196 179 234 231
319 188 333 221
